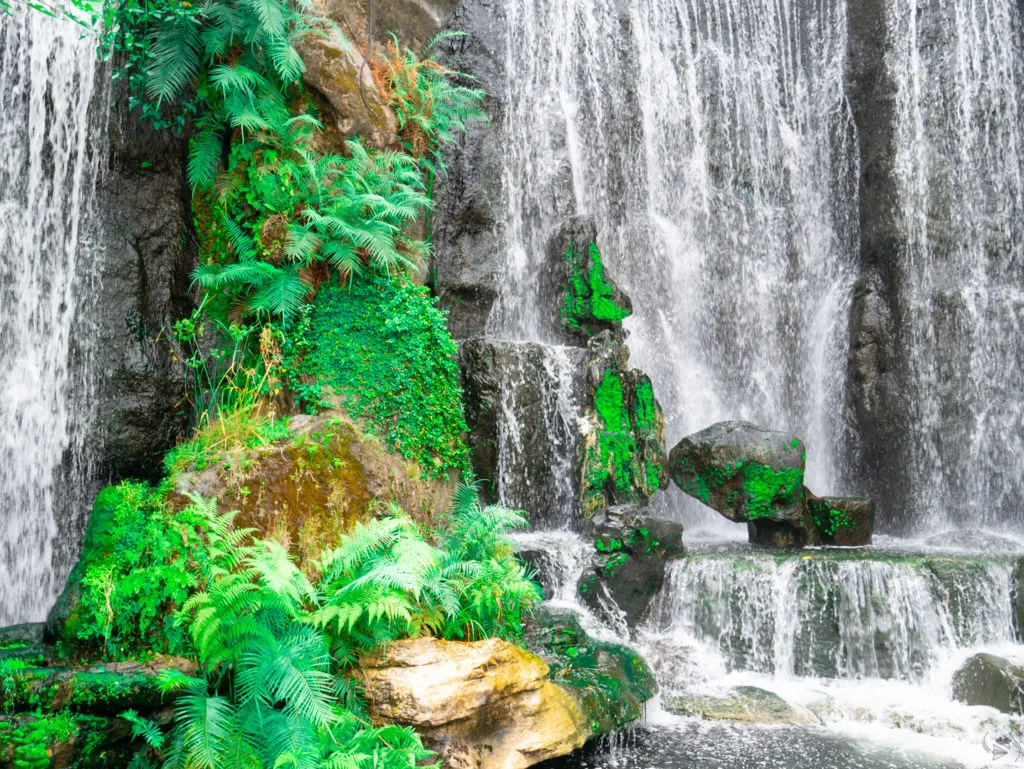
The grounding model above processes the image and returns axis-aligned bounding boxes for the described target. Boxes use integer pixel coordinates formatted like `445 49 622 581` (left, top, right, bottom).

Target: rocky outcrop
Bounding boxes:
952 653 1024 714
579 332 668 520
94 93 195 486
172 411 454 562
578 506 683 627
296 2 397 152
361 630 655 769
665 686 818 725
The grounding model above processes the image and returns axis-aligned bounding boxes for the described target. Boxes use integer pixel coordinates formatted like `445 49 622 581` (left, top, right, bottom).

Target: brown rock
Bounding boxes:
362 637 591 769
173 411 453 565
296 10 397 151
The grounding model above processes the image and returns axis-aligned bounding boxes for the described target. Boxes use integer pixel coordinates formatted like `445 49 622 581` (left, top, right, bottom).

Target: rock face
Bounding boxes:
578 506 683 628
94 95 195 485
362 632 654 769
669 421 807 529
296 4 397 152
952 653 1024 714
665 686 818 726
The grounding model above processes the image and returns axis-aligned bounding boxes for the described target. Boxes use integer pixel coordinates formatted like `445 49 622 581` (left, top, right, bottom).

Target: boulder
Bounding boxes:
0 658 194 716
669 421 808 541
522 607 657 735
361 638 586 769
952 653 1024 714
579 333 668 519
806 495 874 546
172 411 454 564
578 507 683 627
665 686 818 725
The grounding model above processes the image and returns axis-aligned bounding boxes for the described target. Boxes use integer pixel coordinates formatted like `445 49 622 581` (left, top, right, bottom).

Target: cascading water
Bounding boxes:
0 10 106 623
492 343 587 528
490 0 859 518
887 0 1024 530
645 552 1015 682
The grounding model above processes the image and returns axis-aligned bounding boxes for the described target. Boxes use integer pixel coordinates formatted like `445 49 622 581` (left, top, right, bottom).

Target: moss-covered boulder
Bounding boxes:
952 653 1024 714
173 411 454 564
578 507 684 627
553 217 632 341
669 421 810 544
0 712 139 769
0 658 192 716
806 495 874 546
523 607 657 737
579 333 668 519
664 685 818 725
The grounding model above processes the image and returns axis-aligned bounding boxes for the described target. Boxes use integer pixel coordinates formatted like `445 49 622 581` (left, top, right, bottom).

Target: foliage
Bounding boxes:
130 487 537 769
193 135 430 323
288 276 471 480
378 31 487 174
61 485 215 659
162 296 285 427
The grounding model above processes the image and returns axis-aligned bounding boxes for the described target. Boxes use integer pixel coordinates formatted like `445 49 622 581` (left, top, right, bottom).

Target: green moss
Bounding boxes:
0 712 77 769
741 463 804 520
809 502 855 536
286 276 471 480
60 483 208 660
561 242 630 333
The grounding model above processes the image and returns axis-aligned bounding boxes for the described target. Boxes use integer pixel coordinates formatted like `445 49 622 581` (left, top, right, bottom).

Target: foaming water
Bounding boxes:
0 11 106 622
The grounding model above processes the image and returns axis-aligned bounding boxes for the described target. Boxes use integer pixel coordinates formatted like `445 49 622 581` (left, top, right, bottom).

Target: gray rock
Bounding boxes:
579 510 684 628
665 686 817 725
952 653 1024 714
668 421 807 530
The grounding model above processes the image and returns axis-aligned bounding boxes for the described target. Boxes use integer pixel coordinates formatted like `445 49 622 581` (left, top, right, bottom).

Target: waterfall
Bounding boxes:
493 344 587 528
477 0 1024 533
0 10 106 623
887 0 1024 530
488 0 859 530
645 552 1015 683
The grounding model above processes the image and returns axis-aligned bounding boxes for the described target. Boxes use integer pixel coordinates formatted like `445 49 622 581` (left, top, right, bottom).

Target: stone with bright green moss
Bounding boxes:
806 494 874 546
668 421 808 533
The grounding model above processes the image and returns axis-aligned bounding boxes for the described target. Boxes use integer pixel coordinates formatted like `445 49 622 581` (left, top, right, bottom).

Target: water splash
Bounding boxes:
0 11 106 623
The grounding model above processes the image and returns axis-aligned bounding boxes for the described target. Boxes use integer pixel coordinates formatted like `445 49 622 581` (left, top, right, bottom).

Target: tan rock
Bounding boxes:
362 637 593 769
173 411 453 566
296 5 397 151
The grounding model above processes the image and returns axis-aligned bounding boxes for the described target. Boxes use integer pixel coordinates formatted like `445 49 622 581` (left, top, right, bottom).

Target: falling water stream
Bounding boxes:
0 10 106 623
480 0 1024 764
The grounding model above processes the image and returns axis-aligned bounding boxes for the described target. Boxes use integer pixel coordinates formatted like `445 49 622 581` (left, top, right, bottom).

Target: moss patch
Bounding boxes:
562 242 630 334
287 276 470 480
